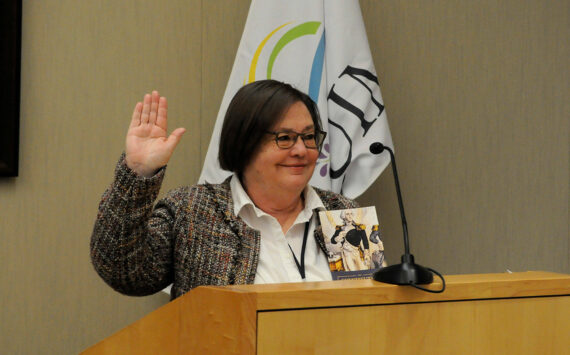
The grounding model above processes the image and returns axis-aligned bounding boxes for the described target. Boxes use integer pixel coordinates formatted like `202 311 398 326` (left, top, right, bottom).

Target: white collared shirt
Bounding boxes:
230 175 333 284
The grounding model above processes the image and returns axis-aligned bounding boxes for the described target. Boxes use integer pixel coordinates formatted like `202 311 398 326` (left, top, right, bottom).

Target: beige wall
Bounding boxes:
359 0 569 275
0 0 567 353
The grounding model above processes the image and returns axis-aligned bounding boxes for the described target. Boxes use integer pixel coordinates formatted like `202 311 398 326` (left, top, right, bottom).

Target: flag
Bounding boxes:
199 0 392 199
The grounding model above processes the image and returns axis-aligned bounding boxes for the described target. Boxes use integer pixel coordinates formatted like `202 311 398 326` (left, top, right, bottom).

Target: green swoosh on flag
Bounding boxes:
267 21 321 79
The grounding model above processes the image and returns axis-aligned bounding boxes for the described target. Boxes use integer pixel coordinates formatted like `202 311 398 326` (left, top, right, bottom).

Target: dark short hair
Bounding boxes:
218 80 322 175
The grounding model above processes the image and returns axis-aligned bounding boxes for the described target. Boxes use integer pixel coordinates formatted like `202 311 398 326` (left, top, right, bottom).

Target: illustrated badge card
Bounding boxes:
318 207 387 280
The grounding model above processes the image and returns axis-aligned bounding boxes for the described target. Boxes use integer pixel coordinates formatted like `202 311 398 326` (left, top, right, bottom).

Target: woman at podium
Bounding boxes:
90 80 358 300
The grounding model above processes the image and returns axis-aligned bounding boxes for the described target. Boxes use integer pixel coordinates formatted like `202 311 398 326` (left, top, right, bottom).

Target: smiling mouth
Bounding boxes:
280 164 309 173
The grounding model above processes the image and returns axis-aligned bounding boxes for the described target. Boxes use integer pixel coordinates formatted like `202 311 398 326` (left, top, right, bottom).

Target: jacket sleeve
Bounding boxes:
90 154 183 296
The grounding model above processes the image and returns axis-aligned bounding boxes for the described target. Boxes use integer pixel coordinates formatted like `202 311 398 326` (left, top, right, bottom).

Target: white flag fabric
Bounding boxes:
199 0 393 199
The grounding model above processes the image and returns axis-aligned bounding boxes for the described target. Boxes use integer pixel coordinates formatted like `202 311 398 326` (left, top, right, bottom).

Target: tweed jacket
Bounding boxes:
91 156 359 300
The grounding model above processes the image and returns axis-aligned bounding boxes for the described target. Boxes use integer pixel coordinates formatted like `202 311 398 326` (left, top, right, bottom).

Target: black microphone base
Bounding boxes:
373 254 433 285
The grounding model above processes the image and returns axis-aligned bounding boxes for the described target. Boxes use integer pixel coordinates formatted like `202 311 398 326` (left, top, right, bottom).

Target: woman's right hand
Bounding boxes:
125 91 186 177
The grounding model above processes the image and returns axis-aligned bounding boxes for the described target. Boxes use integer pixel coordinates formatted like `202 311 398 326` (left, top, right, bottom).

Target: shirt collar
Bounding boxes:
230 175 325 219
231 174 256 217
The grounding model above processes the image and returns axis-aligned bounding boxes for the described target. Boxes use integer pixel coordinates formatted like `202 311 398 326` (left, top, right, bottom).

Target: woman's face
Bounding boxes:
242 101 319 197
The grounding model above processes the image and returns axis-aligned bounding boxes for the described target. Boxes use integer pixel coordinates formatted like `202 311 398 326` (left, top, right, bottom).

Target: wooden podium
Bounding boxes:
83 271 570 354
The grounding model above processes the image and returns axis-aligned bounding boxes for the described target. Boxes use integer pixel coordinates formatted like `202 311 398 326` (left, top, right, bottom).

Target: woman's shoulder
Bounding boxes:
162 179 232 205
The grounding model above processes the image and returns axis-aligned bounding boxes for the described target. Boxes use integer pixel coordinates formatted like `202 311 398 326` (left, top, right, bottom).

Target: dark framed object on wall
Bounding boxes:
1 0 22 177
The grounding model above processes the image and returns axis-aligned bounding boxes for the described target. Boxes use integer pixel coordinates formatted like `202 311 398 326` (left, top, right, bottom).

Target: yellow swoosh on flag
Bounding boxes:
247 22 291 83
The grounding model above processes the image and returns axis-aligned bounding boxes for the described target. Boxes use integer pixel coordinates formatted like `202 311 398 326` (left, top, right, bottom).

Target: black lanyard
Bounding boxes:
288 221 310 279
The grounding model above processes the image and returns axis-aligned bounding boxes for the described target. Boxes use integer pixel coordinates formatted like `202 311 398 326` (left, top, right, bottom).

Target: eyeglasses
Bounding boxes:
266 130 327 150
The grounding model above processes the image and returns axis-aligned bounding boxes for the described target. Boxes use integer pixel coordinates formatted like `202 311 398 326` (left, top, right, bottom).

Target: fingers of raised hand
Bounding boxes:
128 91 168 132
156 96 168 130
165 127 186 151
130 102 143 128
149 91 160 124
141 93 152 124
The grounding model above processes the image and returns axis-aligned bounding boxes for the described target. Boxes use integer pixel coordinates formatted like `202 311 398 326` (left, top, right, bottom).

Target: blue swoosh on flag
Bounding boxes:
308 31 325 102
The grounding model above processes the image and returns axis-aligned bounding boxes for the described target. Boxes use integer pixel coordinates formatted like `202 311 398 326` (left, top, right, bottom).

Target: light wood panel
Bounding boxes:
257 296 570 354
82 297 182 354
81 272 570 354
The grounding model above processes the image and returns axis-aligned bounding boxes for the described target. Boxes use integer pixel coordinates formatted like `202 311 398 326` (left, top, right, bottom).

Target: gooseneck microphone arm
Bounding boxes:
369 142 445 292
370 143 410 255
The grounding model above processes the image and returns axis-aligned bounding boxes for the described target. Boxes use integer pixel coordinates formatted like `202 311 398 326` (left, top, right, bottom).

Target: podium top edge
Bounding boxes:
198 271 570 294
184 271 570 311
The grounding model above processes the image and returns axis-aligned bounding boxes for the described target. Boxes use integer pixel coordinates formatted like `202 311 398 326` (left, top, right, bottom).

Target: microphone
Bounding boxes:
369 142 444 290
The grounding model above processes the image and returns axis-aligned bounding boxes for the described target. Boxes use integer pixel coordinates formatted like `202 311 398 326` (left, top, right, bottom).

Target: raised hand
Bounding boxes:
125 91 186 177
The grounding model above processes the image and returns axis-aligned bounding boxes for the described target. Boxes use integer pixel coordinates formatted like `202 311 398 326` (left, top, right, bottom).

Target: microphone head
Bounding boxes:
369 142 385 155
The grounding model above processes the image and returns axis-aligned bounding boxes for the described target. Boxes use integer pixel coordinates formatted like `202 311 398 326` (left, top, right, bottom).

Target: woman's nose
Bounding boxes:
289 136 308 156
